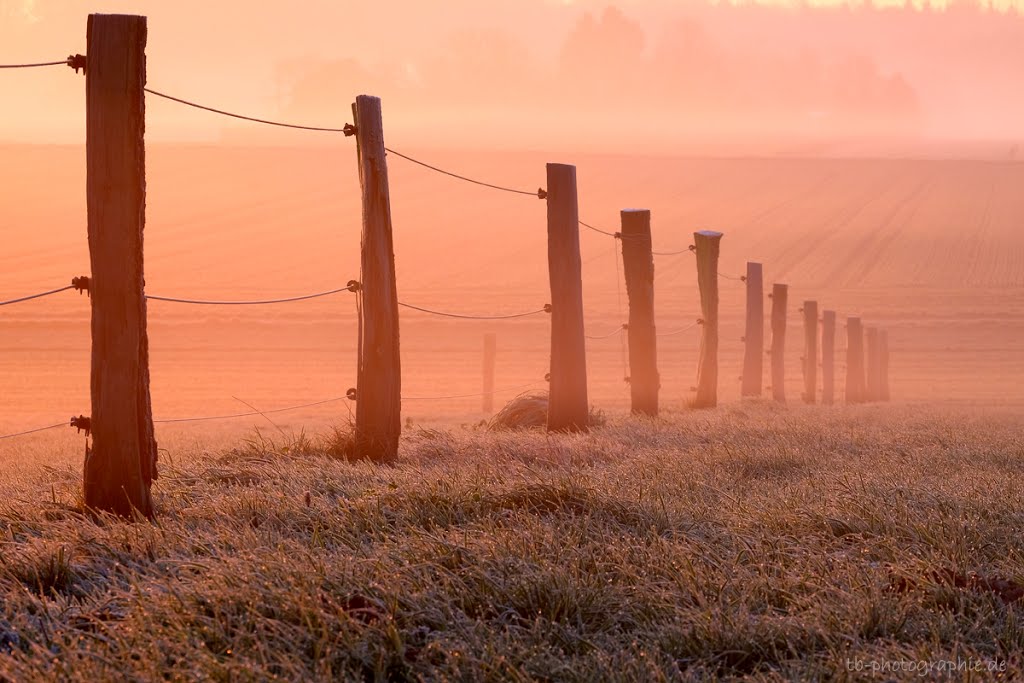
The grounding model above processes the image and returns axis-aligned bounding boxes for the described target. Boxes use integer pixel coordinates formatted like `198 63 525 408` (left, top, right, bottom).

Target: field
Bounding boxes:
2 145 1024 678
2 145 1024 448
0 404 1020 680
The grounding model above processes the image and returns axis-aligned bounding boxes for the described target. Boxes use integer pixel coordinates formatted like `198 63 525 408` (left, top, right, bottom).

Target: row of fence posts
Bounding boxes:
65 13 891 519
479 249 892 415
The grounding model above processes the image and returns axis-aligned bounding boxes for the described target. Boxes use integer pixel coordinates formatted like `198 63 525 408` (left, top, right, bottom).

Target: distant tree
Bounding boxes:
559 6 647 102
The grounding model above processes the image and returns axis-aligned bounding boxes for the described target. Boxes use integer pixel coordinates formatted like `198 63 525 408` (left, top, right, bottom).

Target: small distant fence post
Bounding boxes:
880 329 891 402
83 13 157 519
620 209 658 416
866 327 881 402
845 317 866 404
352 95 401 462
741 262 764 398
821 310 837 405
482 333 496 414
693 231 723 409
546 163 588 432
802 300 818 404
770 284 788 404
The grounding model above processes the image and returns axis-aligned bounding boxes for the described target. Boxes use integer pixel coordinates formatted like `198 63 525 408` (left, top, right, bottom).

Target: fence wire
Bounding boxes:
0 59 69 69
144 87 350 133
146 287 352 306
402 381 540 402
398 301 548 320
385 148 544 198
586 326 625 341
0 285 75 307
154 397 346 424
658 321 701 337
0 423 67 441
579 219 691 257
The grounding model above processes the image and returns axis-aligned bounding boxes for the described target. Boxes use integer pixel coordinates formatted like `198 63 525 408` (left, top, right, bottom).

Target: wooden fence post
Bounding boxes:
802 300 818 404
880 329 891 402
352 95 401 462
693 230 723 409
770 284 788 404
620 209 658 416
741 262 764 398
821 310 836 405
866 327 881 402
83 13 156 519
845 317 865 404
482 333 496 414
546 163 588 432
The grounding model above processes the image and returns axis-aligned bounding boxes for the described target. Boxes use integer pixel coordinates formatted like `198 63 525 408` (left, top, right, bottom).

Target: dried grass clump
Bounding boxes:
488 391 607 430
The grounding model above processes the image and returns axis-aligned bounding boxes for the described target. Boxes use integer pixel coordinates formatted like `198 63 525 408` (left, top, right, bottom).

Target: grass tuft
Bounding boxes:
489 391 608 431
0 404 1021 680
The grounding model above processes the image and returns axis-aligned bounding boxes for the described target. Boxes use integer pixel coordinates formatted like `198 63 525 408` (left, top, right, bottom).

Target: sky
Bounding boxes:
2 0 1023 152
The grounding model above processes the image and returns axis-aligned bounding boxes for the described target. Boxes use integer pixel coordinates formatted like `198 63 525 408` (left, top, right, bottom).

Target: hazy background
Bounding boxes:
2 0 1023 152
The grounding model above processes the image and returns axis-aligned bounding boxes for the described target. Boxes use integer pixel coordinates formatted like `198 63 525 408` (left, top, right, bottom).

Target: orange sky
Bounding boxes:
2 0 1023 150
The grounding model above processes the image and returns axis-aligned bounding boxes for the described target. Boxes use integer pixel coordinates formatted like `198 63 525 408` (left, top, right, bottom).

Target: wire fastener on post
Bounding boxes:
67 54 86 73
70 415 92 436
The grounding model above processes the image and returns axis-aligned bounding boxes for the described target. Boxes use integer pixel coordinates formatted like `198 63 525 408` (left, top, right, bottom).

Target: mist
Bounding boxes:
2 0 1022 154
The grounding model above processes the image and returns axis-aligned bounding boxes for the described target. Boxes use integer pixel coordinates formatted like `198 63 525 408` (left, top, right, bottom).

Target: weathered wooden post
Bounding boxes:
880 329 891 402
866 327 883 402
845 317 866 404
620 209 658 416
693 230 723 409
82 14 157 519
880 329 888 401
352 95 401 461
802 300 818 404
741 262 764 398
546 163 588 431
770 284 788 404
821 310 837 405
482 332 496 414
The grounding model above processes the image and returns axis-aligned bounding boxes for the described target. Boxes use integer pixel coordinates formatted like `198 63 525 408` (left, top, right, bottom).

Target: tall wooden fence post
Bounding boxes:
83 13 156 519
482 333 496 414
352 95 401 462
880 329 891 402
546 163 588 431
802 300 818 404
821 310 837 405
770 284 788 404
693 230 723 409
845 317 866 404
620 209 658 416
741 262 764 398
866 327 882 402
